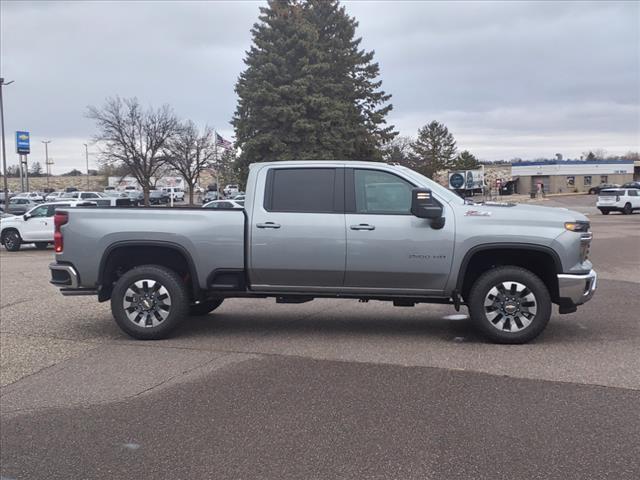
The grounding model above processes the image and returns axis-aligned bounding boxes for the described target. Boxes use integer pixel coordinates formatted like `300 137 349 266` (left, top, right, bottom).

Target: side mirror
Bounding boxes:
23 213 31 221
411 188 442 219
411 188 445 229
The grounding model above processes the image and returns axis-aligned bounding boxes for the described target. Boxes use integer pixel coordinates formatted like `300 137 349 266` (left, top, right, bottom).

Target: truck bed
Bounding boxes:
56 207 246 290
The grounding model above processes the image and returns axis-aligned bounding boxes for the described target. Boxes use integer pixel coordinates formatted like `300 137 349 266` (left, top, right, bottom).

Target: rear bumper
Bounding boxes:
49 262 79 288
49 262 97 296
557 269 597 307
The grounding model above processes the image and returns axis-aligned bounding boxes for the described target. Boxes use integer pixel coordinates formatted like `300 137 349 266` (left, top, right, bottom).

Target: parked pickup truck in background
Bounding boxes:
1 200 97 251
49 161 597 344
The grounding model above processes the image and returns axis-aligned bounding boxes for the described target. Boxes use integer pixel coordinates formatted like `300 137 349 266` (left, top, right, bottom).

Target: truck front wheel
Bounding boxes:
111 265 188 340
467 266 551 344
2 230 22 252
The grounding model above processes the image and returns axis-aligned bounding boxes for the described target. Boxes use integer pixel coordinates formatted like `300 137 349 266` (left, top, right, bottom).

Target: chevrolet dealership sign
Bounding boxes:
16 131 30 154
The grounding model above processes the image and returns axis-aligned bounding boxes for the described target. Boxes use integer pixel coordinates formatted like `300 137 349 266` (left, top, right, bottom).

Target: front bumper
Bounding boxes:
557 269 597 307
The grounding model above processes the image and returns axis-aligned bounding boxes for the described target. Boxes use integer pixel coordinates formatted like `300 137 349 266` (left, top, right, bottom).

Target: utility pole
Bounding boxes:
83 143 90 189
42 140 52 191
0 78 15 203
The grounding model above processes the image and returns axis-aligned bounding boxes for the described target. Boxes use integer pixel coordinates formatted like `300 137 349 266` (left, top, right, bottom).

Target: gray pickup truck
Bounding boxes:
49 161 596 343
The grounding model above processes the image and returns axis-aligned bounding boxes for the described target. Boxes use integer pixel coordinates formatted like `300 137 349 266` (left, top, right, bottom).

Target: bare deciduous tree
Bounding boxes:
164 121 216 205
87 97 179 205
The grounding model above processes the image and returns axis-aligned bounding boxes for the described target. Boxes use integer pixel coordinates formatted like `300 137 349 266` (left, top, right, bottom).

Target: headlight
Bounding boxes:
565 221 590 232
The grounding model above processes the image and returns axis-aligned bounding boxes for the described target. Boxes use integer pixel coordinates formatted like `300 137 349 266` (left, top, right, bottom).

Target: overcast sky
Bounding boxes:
1 0 638 173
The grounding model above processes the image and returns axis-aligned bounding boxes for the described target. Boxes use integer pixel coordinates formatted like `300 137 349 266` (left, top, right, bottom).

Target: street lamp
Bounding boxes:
83 143 89 189
0 78 15 204
42 140 52 191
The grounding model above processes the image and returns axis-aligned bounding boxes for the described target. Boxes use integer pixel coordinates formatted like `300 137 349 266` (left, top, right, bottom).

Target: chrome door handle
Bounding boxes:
257 222 281 229
350 224 375 231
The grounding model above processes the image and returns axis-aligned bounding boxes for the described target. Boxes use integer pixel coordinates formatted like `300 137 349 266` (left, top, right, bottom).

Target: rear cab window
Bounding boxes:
264 168 343 213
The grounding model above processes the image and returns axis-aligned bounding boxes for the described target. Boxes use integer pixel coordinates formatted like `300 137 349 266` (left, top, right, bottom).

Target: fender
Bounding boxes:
97 240 201 299
456 242 563 292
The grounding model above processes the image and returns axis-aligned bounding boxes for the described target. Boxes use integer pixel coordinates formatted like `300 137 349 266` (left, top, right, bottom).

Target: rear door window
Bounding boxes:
265 168 340 213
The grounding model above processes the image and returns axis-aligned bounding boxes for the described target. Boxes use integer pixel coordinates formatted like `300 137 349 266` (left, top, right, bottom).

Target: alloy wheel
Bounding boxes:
483 281 537 332
4 232 18 249
122 279 172 327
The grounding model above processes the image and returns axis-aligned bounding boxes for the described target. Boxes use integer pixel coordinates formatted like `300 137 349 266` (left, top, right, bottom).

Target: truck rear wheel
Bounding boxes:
111 265 188 340
189 299 224 316
467 266 551 344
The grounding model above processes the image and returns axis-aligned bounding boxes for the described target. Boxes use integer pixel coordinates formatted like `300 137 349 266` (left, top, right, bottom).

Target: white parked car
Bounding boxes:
58 191 132 207
202 199 243 209
1 201 96 251
13 191 44 202
161 187 185 201
45 192 66 202
597 188 640 215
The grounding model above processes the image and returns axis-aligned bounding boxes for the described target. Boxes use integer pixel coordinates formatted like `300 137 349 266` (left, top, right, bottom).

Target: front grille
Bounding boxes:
580 232 592 262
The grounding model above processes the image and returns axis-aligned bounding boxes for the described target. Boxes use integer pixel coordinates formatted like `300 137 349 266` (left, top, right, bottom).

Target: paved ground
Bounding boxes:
1 195 639 479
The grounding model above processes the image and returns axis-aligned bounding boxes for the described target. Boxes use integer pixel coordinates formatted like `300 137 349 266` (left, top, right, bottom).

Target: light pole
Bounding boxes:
83 143 89 189
0 78 15 203
42 140 51 191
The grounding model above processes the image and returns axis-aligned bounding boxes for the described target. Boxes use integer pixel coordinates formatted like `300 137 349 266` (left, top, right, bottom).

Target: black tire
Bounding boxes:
34 242 49 250
2 230 22 252
588 188 596 195
599 209 610 215
111 265 189 340
623 203 632 215
468 266 552 344
189 298 224 316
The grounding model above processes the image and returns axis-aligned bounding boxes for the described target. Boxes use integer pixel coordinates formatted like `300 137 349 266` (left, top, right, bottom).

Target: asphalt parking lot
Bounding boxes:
1 194 639 479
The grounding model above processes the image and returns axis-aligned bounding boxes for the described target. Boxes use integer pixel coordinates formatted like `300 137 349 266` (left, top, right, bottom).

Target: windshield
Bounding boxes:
600 190 622 196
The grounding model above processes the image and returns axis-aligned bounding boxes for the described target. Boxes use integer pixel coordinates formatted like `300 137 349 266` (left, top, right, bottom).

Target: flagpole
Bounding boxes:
214 128 220 198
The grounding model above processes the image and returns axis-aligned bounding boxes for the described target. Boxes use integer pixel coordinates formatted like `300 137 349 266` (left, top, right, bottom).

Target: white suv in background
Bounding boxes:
597 188 640 215
223 184 239 197
161 187 185 201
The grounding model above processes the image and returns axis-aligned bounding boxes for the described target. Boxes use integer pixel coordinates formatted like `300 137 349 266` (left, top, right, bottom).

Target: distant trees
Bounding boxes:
582 149 607 160
233 0 396 173
87 97 179 206
29 162 43 177
382 136 416 167
164 121 217 205
216 147 242 190
61 169 83 177
381 123 483 178
5 164 20 177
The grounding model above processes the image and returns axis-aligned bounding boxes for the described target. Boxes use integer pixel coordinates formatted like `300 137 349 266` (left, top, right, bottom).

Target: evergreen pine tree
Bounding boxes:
452 150 479 170
233 0 396 177
411 121 457 178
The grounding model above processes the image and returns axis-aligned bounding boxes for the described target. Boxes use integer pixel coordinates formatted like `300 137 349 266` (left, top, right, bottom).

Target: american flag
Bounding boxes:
215 133 233 149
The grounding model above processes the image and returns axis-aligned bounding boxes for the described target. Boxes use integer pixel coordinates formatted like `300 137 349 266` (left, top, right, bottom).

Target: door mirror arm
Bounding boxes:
23 213 31 221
